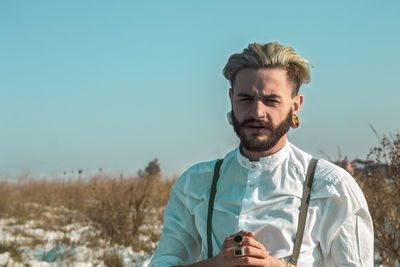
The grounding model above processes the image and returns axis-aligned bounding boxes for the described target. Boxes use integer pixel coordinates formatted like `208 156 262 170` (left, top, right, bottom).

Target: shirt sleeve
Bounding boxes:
329 207 374 267
319 169 374 267
148 173 203 267
314 161 374 267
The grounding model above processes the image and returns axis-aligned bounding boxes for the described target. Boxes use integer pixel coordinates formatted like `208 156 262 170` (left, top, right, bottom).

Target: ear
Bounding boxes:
292 94 303 114
229 88 234 103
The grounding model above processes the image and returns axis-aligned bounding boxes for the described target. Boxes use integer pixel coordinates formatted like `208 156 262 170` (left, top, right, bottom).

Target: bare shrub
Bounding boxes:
103 250 124 267
355 133 400 266
0 242 23 263
0 181 12 215
86 160 173 251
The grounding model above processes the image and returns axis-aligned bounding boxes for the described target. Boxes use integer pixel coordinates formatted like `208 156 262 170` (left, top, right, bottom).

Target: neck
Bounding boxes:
240 135 287 161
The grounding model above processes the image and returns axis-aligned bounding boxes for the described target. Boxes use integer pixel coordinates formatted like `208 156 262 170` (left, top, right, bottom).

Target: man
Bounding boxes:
149 42 373 266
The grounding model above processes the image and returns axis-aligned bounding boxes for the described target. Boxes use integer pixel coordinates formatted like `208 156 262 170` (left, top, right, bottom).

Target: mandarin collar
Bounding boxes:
236 141 291 172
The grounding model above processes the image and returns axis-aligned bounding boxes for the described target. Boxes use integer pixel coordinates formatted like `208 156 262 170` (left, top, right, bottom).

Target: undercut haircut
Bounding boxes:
223 42 312 96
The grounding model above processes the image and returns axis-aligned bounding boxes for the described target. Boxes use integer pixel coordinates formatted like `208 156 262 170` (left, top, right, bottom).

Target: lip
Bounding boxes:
245 125 269 133
243 120 269 127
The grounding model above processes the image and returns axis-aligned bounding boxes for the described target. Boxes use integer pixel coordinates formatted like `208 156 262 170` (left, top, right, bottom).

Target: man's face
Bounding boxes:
229 68 303 153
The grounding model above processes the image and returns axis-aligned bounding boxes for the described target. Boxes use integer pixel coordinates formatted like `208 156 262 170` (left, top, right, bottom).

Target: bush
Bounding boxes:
355 133 400 266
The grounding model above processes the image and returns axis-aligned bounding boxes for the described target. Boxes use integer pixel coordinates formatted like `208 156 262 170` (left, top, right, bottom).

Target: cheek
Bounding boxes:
267 108 290 125
268 111 281 123
232 102 246 118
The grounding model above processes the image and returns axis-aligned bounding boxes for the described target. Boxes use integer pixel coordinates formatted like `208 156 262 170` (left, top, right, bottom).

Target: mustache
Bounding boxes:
240 119 272 129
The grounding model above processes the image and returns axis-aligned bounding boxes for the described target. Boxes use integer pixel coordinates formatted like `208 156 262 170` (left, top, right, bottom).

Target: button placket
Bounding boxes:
239 164 261 229
249 166 261 188
239 170 251 220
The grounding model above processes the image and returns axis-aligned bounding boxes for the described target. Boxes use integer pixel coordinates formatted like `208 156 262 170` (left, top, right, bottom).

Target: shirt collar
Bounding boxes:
236 140 291 172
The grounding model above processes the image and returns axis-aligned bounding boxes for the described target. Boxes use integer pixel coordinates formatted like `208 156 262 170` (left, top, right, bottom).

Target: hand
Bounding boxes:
179 230 290 267
212 229 288 267
212 230 266 266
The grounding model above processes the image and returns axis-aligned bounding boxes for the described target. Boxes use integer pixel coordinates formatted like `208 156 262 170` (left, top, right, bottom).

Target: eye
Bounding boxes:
263 99 279 104
238 97 251 102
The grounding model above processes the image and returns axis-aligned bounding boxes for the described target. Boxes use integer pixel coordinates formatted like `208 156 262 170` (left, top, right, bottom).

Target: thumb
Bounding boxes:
238 229 255 237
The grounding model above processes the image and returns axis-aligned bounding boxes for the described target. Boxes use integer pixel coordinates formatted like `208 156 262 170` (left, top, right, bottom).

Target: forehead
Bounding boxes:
233 67 293 97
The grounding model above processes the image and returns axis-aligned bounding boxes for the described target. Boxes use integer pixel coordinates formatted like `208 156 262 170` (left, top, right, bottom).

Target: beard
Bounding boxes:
231 108 292 152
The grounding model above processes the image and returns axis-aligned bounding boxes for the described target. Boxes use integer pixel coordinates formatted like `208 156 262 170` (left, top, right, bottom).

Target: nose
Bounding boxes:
249 100 266 119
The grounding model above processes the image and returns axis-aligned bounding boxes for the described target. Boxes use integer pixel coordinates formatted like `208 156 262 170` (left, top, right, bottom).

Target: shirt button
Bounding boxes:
242 161 246 166
249 183 254 187
251 164 256 169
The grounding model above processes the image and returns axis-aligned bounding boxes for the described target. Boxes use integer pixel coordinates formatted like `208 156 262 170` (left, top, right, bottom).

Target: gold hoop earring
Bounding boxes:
292 114 299 129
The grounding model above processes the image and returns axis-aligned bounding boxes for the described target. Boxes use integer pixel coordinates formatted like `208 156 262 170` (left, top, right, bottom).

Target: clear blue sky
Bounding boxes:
1 1 399 178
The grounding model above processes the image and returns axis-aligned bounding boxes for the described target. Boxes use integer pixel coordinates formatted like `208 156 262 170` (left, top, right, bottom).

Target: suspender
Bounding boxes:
207 159 223 259
206 158 318 266
289 157 318 265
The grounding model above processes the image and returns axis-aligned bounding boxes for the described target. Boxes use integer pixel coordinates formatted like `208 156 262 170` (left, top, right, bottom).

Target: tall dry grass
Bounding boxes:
354 133 400 266
0 159 175 257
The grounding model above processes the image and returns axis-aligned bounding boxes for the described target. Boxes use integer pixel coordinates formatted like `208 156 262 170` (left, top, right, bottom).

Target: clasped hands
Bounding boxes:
211 230 291 267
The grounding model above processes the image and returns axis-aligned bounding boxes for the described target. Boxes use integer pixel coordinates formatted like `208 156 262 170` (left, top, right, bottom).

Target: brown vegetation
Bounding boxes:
354 133 400 266
0 159 175 263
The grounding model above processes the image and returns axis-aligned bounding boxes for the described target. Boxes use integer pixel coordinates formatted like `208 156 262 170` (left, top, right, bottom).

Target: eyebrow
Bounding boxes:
236 93 282 99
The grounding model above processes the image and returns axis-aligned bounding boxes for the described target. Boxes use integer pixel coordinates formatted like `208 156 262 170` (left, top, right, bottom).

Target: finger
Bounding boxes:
233 256 268 266
228 230 246 239
242 245 267 259
227 235 266 251
224 230 249 248
236 229 254 237
223 248 267 266
229 229 253 238
242 230 255 238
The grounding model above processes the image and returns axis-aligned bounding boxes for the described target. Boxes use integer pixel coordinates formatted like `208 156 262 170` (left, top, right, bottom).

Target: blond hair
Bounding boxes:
223 42 312 95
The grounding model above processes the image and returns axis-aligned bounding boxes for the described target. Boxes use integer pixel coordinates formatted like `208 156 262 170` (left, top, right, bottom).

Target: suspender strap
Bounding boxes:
289 158 318 265
207 159 223 259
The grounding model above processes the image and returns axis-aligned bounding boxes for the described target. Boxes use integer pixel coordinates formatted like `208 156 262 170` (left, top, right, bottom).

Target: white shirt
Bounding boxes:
149 141 374 267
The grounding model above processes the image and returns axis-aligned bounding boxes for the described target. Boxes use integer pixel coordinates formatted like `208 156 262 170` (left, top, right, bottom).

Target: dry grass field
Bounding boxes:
0 160 175 266
0 134 399 266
